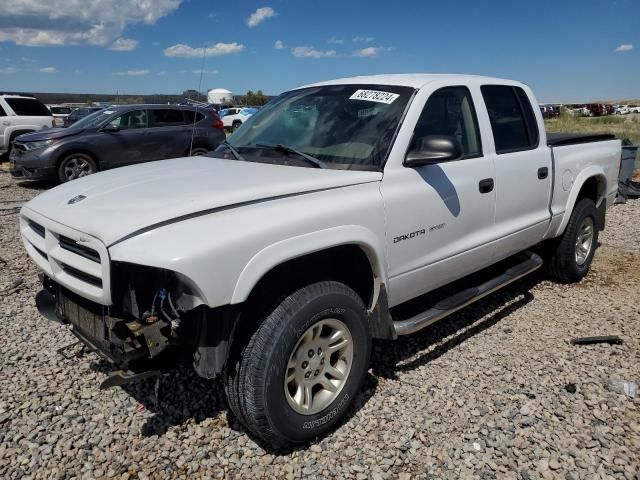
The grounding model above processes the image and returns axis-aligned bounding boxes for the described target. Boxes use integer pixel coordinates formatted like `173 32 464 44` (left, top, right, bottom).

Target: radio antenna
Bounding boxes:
189 45 207 156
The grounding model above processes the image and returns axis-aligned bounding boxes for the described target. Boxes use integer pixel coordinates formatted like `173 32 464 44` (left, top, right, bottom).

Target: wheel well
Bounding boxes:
185 143 211 155
576 176 604 206
244 245 375 318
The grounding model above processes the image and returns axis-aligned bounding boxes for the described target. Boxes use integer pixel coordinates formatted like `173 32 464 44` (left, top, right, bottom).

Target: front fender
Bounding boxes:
231 225 387 305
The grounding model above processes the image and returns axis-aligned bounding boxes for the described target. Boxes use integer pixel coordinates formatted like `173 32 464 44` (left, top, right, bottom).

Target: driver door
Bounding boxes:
97 109 149 168
381 86 497 306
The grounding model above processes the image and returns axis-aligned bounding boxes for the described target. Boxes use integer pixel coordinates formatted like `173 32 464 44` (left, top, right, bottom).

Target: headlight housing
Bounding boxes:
23 139 55 151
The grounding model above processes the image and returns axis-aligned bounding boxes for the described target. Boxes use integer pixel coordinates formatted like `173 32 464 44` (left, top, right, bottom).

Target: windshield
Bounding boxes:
68 108 111 129
216 84 414 170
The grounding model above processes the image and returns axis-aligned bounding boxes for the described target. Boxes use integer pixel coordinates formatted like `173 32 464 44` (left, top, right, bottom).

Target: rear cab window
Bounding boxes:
5 97 51 116
481 85 539 154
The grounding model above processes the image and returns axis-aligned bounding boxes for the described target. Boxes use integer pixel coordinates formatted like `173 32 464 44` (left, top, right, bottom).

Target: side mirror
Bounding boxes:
103 123 120 132
404 135 463 168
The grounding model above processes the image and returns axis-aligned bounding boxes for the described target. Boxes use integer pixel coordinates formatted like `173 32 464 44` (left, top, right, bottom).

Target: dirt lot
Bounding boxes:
0 169 639 480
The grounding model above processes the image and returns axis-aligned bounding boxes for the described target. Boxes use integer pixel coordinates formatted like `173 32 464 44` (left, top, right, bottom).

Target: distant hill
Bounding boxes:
0 91 259 106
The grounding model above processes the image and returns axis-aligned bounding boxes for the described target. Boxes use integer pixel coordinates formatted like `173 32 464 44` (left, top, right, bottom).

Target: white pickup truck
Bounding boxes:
20 74 620 448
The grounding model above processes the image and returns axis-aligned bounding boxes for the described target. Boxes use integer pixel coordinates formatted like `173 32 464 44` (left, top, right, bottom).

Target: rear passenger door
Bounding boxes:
146 108 190 160
480 85 552 260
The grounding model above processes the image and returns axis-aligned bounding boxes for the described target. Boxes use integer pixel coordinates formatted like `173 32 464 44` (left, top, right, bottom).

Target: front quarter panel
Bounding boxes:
108 181 386 308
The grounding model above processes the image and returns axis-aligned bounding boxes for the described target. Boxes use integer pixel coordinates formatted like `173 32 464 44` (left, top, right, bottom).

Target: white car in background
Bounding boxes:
219 107 259 131
48 105 73 126
0 94 54 158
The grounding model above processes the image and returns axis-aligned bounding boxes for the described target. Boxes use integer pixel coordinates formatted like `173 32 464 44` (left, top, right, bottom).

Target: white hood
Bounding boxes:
22 157 382 246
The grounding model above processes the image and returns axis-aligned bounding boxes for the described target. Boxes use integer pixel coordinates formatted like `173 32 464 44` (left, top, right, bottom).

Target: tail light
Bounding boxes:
212 116 224 131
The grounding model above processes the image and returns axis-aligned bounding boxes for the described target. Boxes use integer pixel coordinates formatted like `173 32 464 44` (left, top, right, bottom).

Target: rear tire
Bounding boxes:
57 153 97 183
224 281 371 448
547 198 599 283
189 146 209 156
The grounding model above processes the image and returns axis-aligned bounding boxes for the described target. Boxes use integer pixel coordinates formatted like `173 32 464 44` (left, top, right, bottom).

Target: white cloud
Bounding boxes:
327 37 344 44
247 7 276 27
274 40 284 49
109 37 138 51
0 0 182 47
353 36 374 43
193 69 218 75
157 71 166 76
292 46 336 58
39 66 56 73
164 42 245 58
615 44 633 52
0 67 18 73
115 69 149 76
20 56 36 62
353 47 380 57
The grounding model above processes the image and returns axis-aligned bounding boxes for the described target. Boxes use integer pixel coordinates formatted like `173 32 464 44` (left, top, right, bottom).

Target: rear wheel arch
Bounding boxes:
555 171 607 237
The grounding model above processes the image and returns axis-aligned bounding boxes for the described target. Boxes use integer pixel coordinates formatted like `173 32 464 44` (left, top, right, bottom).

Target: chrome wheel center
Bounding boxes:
575 216 594 266
284 318 353 415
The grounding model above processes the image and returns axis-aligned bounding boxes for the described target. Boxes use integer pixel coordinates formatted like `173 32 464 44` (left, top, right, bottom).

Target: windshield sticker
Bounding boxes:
357 107 376 118
349 89 399 104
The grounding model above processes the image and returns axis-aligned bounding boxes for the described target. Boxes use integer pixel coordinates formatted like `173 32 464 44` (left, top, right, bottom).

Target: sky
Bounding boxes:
0 0 638 103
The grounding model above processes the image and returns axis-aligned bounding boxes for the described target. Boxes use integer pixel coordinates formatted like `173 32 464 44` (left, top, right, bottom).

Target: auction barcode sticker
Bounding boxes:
349 89 399 104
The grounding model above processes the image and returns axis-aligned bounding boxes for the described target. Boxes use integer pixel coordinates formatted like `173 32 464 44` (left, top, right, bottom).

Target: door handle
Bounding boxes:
478 178 494 194
537 167 549 179
2 121 9 126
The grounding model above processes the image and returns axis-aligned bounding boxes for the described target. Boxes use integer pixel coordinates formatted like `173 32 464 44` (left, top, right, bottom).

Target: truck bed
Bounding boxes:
547 132 615 147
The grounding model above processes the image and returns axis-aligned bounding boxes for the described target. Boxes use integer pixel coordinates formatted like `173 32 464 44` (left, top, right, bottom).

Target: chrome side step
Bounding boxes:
393 251 543 336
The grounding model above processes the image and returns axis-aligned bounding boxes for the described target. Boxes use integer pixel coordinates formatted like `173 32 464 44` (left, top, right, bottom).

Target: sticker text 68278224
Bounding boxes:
349 89 400 105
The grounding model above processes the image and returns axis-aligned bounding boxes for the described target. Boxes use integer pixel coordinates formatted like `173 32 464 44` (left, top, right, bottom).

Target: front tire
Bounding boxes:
547 198 599 282
225 281 371 448
232 120 242 132
58 153 97 183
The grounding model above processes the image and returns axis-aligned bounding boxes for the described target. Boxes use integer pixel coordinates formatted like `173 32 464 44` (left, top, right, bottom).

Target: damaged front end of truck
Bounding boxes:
36 262 236 388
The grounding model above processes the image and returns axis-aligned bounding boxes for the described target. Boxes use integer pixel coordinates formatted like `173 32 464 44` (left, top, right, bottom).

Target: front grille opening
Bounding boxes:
61 263 103 287
28 221 45 238
58 235 101 263
33 245 48 260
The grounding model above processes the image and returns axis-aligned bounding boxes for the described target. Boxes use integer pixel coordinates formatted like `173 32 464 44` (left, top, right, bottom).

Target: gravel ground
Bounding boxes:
0 168 639 480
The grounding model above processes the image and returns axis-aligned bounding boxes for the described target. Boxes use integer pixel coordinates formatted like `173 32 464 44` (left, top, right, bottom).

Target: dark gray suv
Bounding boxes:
10 104 225 183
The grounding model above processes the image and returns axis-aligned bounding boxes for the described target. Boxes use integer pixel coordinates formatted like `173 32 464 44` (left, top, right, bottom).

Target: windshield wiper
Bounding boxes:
255 143 328 169
222 140 247 162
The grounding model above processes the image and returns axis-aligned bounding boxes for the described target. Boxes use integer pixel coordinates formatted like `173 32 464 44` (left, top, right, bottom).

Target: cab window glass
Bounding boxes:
151 109 185 126
481 85 538 153
412 86 482 157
